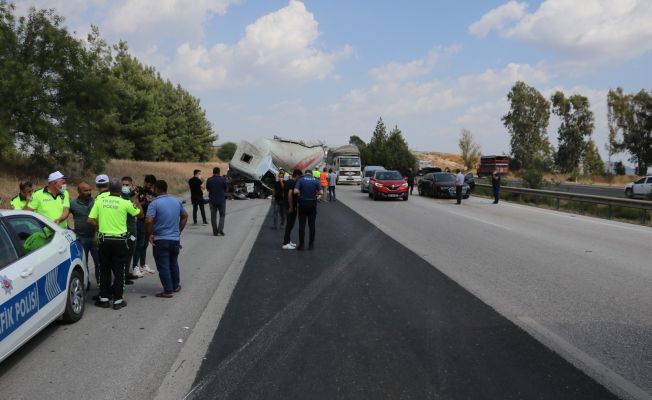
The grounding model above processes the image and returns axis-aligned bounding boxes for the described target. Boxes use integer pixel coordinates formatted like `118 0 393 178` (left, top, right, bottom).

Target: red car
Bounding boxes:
368 170 409 201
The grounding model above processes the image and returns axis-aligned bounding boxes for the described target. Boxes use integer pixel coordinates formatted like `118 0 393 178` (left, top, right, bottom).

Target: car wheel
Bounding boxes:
625 188 633 198
403 193 409 201
463 195 469 199
373 192 379 201
62 269 85 323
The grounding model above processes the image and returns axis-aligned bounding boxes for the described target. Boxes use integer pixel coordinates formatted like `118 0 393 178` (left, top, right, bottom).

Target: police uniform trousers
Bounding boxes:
98 234 129 300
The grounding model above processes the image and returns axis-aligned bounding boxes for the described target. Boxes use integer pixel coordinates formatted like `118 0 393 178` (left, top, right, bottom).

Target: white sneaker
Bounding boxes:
142 265 156 275
282 243 296 250
132 266 144 278
290 242 297 247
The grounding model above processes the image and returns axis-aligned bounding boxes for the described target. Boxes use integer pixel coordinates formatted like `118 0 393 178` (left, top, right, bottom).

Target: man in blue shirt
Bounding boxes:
145 180 189 298
293 169 323 250
206 167 228 236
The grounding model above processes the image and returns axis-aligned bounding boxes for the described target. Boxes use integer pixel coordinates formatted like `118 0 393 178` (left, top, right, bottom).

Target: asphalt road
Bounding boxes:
0 199 269 400
337 185 652 400
187 197 620 400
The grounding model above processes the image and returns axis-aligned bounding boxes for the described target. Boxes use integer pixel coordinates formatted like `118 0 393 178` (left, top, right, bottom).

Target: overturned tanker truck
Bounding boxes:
227 136 326 199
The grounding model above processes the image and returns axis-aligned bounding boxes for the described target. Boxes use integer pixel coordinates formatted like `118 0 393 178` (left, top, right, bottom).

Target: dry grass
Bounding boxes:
414 151 465 171
0 159 227 208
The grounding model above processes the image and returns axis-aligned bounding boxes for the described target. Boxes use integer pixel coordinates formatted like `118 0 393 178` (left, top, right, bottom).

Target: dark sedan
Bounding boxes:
418 172 470 199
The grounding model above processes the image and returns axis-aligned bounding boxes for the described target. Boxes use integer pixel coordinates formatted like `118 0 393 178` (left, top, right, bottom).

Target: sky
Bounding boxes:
13 0 652 162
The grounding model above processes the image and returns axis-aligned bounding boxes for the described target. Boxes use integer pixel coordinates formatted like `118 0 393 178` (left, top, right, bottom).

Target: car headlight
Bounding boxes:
401 183 408 187
374 182 384 187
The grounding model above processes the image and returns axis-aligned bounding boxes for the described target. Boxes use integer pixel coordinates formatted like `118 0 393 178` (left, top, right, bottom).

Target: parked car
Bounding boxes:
624 176 652 199
368 170 409 201
0 210 88 363
418 172 470 199
417 166 442 176
361 165 385 193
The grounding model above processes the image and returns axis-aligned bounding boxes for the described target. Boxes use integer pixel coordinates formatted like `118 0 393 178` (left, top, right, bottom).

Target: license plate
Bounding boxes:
387 194 398 198
347 178 353 180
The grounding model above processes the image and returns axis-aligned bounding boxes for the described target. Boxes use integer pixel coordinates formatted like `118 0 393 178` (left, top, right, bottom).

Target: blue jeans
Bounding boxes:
152 240 181 293
79 237 100 284
493 185 501 203
133 219 148 267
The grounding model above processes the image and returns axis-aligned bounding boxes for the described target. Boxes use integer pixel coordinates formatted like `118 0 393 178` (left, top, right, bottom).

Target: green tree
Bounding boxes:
607 88 652 175
613 161 626 176
583 139 604 176
458 128 481 171
384 126 416 172
217 142 237 161
366 117 388 165
551 91 595 175
502 81 551 170
349 134 369 165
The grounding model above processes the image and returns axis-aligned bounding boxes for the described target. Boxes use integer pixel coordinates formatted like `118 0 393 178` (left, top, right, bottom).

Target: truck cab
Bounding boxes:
329 145 362 185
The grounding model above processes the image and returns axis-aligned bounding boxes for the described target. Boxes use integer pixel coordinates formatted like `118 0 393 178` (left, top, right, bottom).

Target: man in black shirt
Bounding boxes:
271 169 286 229
133 174 157 276
282 169 301 249
188 169 208 225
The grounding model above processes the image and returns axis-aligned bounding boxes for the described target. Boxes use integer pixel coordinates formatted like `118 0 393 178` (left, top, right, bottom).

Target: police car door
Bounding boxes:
4 215 69 339
0 219 39 361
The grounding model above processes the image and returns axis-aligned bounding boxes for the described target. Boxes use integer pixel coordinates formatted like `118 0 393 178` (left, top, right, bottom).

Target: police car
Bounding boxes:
0 209 88 363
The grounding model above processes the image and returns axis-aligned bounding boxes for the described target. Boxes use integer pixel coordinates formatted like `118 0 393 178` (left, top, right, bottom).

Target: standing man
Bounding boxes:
121 176 139 283
88 180 142 310
491 171 501 204
282 170 301 249
455 169 464 205
188 169 208 225
271 169 286 230
69 182 100 287
206 167 227 236
11 182 33 210
133 175 157 276
145 180 188 298
327 169 337 201
26 171 70 228
407 168 415 196
293 169 323 251
319 168 328 202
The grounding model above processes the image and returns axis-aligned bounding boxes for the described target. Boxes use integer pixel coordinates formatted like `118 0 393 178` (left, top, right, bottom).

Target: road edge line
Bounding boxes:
516 316 651 400
153 203 269 400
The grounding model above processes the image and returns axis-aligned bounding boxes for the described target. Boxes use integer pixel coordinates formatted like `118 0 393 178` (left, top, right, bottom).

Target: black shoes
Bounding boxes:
95 300 110 308
218 232 225 236
113 300 127 310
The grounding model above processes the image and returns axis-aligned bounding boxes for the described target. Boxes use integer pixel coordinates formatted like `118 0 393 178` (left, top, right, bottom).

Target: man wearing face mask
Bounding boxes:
69 182 101 286
11 181 33 210
26 171 71 228
122 176 140 283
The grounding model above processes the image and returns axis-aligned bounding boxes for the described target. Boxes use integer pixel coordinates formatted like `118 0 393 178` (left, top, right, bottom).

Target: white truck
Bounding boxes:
329 145 362 185
228 137 326 198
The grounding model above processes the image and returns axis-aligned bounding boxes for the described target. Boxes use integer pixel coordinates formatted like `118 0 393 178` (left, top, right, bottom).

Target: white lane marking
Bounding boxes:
517 316 652 400
154 202 269 400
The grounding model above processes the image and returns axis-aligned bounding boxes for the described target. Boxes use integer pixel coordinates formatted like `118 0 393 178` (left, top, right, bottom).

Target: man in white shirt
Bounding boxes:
455 169 465 205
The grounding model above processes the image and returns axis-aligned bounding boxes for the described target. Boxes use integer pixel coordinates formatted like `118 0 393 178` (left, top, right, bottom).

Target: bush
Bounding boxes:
522 168 544 189
217 142 237 161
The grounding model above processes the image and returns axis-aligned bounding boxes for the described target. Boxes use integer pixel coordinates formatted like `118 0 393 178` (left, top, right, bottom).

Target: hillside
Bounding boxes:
414 151 465 171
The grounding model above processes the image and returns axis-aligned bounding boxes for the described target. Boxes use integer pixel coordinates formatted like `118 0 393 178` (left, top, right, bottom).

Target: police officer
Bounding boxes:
25 171 70 228
293 169 323 251
10 181 33 210
88 180 142 310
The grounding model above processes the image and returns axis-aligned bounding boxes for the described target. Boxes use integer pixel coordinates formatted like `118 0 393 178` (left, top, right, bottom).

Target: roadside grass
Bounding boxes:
473 186 651 226
0 159 227 208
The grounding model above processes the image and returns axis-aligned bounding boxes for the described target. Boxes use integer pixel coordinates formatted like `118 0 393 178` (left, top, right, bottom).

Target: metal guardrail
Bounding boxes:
475 183 652 223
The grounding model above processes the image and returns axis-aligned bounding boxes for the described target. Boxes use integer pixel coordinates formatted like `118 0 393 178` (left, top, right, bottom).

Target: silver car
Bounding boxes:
361 166 385 193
